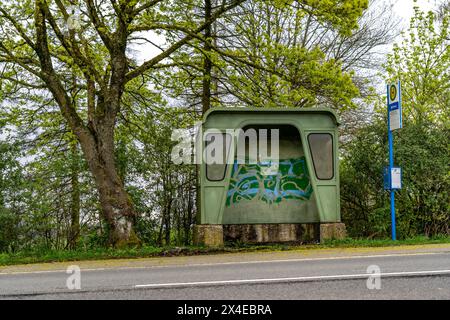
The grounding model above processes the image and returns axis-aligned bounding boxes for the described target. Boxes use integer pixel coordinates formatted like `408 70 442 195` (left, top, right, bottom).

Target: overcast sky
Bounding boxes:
392 0 440 26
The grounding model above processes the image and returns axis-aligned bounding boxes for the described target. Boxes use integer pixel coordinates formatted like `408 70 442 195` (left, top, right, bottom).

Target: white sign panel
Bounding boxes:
387 82 402 131
389 108 401 131
391 167 402 189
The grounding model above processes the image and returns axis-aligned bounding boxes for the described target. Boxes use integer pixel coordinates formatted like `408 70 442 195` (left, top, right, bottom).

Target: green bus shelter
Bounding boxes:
194 107 346 246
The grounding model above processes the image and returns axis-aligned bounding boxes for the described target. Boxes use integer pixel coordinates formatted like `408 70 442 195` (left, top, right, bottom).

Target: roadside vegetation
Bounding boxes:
0 1 448 259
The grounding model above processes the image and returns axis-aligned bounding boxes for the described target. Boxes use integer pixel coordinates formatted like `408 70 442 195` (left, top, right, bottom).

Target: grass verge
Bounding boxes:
1 235 449 266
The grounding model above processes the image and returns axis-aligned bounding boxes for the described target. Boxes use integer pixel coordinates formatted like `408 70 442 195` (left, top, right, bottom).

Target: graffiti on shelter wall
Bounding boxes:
226 157 313 206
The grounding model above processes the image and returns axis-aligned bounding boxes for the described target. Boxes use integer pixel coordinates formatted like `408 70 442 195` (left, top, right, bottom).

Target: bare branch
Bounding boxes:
84 0 114 52
132 0 164 16
0 7 36 50
125 0 245 82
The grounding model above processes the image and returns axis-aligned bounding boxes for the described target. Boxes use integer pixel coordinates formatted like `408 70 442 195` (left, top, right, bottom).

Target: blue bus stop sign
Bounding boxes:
388 82 402 131
386 80 402 241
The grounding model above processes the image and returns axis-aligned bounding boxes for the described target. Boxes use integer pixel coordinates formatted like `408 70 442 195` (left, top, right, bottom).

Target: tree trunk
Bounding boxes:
68 72 80 250
185 181 194 245
164 198 173 245
77 118 138 247
202 0 213 114
68 143 80 250
157 215 164 246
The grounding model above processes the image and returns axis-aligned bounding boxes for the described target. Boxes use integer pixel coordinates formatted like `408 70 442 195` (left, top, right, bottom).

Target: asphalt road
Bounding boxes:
1 246 449 300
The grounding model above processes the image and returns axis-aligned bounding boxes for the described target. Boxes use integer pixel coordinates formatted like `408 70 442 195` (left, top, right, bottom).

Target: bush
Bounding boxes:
0 207 20 252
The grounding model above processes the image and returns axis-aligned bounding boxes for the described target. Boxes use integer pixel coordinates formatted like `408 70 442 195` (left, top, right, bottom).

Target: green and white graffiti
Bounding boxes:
226 157 313 206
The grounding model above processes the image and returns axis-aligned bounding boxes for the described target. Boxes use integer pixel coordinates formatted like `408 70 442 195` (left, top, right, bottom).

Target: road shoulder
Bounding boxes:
1 243 449 275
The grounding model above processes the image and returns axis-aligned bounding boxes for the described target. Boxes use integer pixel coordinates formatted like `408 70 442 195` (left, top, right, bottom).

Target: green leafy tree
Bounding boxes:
0 0 247 246
162 0 370 111
385 3 450 124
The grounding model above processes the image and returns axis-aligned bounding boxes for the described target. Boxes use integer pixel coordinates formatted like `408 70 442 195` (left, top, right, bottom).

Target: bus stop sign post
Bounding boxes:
386 81 402 240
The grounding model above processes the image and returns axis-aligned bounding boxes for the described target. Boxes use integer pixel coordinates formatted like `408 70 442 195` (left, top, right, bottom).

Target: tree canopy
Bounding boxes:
1 0 447 252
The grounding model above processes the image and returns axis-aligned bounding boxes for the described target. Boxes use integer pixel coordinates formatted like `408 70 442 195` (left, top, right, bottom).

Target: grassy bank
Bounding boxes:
1 235 450 266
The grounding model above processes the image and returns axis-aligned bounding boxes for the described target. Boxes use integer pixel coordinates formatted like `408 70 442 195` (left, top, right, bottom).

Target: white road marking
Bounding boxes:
0 250 448 276
134 269 450 288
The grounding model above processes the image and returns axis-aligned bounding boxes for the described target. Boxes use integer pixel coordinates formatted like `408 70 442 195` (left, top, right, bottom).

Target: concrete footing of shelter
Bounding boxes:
224 224 319 243
194 223 346 246
319 223 347 242
193 225 224 247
